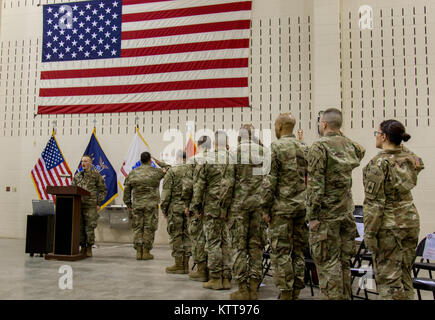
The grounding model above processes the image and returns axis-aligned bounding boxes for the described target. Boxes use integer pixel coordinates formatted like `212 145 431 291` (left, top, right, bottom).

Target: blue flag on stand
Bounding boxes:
77 128 117 210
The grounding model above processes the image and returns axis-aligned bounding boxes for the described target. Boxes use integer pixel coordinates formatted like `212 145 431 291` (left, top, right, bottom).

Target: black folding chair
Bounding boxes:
259 244 272 288
412 235 435 300
350 214 378 300
412 236 435 279
304 245 318 296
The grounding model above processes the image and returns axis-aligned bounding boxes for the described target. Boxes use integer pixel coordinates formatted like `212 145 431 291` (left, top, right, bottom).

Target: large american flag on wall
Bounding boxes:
37 0 252 114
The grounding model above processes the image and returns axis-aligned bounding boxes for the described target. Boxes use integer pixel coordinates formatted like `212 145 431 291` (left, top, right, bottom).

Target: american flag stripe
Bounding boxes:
41 68 248 88
40 49 248 72
39 87 248 106
122 11 251 30
41 58 248 79
38 0 251 114
122 0 245 13
122 1 251 22
40 77 247 97
33 162 52 200
38 97 248 114
120 38 249 57
121 20 250 40
31 170 47 200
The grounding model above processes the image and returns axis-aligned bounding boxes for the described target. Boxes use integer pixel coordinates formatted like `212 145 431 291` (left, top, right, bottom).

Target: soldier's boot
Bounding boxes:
222 278 232 290
249 279 260 300
292 289 301 300
136 247 143 260
165 257 184 274
183 256 190 274
80 245 86 255
203 272 224 290
86 246 93 257
188 262 208 282
230 282 250 300
279 290 293 300
142 249 154 260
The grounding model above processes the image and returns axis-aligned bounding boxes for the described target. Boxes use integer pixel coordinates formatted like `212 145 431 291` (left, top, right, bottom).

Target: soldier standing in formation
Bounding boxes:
221 124 268 300
363 120 424 300
190 130 233 290
262 113 308 300
161 150 192 274
123 152 169 260
72 155 107 257
117 113 423 301
183 136 212 282
306 108 365 300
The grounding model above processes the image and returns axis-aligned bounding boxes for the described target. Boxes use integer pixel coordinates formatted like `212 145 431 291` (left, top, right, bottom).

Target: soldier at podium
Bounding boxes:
72 155 107 257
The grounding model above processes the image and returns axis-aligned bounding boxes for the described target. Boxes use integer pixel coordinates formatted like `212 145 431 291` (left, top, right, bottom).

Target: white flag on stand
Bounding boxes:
118 127 155 190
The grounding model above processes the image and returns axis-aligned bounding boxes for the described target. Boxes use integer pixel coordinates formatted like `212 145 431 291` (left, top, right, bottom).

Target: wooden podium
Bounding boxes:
45 186 90 261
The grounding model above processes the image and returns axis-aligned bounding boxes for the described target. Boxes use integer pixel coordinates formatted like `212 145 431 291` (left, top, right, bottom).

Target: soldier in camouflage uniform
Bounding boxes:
72 155 107 257
307 108 365 300
363 120 424 300
262 113 308 300
123 152 169 260
220 124 269 300
182 136 212 282
160 150 191 274
190 130 233 290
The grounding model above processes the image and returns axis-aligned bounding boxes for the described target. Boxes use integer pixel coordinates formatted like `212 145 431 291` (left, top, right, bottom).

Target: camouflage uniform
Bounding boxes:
190 150 233 281
221 140 268 293
262 134 308 297
160 164 191 259
363 146 424 300
123 163 167 251
183 151 208 267
72 169 107 247
307 132 365 300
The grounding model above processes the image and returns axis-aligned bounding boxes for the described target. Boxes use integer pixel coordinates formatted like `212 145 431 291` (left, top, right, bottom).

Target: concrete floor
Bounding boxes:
0 239 432 300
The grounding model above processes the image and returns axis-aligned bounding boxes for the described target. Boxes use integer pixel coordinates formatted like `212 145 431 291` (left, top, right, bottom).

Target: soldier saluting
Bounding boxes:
123 152 169 260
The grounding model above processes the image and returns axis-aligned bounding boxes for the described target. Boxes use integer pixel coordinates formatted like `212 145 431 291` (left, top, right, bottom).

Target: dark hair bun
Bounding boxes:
402 133 411 142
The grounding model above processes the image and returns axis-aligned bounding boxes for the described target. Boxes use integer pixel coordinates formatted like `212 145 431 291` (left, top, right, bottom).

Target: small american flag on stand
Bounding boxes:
38 0 252 114
31 134 73 200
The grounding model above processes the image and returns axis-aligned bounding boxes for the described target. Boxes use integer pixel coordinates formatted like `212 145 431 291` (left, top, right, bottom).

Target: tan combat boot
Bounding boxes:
292 289 301 300
183 256 190 274
279 290 293 300
189 261 208 282
136 247 143 260
203 273 224 290
230 281 250 300
166 256 184 274
142 249 154 260
222 278 232 290
86 246 93 257
249 279 260 300
86 245 92 257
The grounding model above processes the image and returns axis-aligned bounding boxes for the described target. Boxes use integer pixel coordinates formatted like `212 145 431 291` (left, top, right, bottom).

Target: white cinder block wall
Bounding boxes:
0 0 433 244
